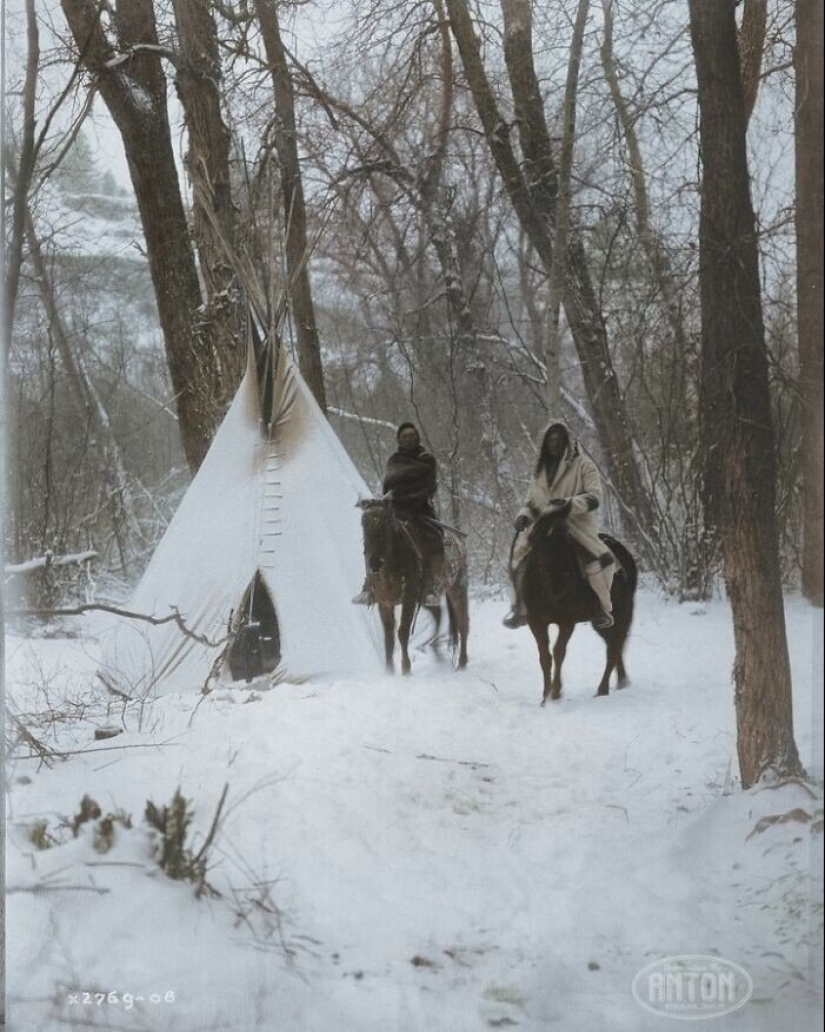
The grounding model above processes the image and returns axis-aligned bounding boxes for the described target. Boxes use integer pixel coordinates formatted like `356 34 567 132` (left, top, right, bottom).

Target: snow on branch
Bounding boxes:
6 551 98 575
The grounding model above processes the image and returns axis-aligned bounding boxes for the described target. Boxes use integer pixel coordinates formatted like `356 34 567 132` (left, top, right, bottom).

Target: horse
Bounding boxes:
519 509 638 705
358 499 469 674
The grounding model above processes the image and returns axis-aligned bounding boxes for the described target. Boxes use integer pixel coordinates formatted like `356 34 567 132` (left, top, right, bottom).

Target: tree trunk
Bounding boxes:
2 0 38 363
60 0 219 471
172 0 245 404
253 0 327 412
738 0 768 124
688 0 803 788
544 0 589 419
449 0 663 572
795 0 824 606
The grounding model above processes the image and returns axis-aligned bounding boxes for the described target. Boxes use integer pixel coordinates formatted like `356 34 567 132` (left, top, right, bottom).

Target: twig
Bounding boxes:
416 752 492 769
9 884 111 894
194 783 230 866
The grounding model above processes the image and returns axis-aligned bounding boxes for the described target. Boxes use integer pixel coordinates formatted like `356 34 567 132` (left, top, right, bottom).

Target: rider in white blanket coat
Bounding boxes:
503 423 616 629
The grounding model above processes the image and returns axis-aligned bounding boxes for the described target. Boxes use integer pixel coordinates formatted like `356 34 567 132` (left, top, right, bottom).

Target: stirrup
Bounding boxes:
592 612 614 630
421 592 441 606
503 609 528 629
351 591 374 606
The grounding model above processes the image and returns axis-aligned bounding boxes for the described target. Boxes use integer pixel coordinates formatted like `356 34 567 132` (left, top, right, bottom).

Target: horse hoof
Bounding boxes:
540 699 547 708
595 689 609 697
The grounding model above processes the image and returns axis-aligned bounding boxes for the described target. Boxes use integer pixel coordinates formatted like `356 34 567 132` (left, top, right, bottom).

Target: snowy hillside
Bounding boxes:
5 591 823 1031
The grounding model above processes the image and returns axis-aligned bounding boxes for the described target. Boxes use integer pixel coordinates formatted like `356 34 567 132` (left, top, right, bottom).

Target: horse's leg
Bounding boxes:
529 620 553 706
398 596 415 675
596 626 620 696
551 623 574 701
425 604 443 661
379 604 396 674
611 617 631 689
457 589 469 670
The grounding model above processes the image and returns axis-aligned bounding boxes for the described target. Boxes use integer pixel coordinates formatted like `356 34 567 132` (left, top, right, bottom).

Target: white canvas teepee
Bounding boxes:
100 339 382 697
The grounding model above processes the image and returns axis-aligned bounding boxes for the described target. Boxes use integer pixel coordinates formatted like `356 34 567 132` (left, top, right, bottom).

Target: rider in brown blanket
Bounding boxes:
353 422 444 606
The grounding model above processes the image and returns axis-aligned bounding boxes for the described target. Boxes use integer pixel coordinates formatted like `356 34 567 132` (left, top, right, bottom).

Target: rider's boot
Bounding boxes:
503 563 528 628
586 561 614 629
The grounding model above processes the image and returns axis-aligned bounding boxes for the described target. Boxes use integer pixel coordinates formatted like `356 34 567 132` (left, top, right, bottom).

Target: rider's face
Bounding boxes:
399 428 419 452
546 432 566 458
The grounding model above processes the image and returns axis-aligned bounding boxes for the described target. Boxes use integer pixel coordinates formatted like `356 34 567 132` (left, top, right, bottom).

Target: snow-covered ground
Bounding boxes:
4 591 823 1031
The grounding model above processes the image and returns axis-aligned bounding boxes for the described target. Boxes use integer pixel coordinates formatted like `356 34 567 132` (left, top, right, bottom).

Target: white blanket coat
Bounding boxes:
515 440 615 567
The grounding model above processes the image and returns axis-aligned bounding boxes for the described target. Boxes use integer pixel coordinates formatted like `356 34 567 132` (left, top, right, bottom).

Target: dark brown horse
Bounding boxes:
359 499 469 674
519 509 637 705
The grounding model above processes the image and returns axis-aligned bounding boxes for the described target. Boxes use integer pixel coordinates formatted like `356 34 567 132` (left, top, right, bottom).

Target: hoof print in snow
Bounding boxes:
410 955 437 969
487 1020 519 1028
94 726 123 741
587 961 600 971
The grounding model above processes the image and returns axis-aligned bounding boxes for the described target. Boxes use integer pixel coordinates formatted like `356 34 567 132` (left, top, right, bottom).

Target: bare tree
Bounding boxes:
60 0 224 470
252 0 327 411
795 0 824 606
448 0 663 570
24 208 140 569
172 0 245 402
543 0 589 419
3 0 39 360
688 0 803 788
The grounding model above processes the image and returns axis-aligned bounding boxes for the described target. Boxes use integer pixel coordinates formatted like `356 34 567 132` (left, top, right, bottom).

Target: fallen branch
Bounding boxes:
9 602 226 649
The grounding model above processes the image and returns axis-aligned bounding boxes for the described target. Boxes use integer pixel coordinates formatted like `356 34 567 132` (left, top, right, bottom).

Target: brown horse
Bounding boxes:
519 509 637 705
359 499 469 674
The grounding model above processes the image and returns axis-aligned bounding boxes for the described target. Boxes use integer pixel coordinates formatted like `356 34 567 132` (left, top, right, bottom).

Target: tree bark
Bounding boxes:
449 0 662 571
738 0 768 124
795 0 824 606
253 0 327 412
689 0 803 788
60 0 219 471
172 0 245 403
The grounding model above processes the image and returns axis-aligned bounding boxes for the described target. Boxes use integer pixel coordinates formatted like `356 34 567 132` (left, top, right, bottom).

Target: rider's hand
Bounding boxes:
513 514 531 533
549 498 572 517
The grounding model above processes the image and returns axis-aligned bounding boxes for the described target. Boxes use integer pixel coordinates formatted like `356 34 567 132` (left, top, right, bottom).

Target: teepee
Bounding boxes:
99 329 382 698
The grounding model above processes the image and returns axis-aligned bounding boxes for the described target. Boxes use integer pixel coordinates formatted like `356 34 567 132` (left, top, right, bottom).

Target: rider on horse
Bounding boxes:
503 422 616 630
352 422 445 607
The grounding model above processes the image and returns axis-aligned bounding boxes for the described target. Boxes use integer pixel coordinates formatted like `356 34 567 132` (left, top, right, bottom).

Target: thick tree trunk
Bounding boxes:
172 0 245 403
738 0 768 124
449 0 662 572
60 0 219 471
689 0 803 788
253 0 327 412
795 0 824 606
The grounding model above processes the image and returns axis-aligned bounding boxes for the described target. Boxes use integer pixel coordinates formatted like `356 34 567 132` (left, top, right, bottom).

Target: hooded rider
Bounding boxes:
352 422 444 607
503 423 616 630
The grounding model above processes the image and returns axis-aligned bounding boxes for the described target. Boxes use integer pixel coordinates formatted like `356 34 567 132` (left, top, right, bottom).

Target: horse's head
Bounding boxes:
358 498 394 575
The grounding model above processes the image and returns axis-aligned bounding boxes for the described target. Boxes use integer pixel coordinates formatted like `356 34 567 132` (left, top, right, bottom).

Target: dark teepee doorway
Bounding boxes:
226 571 281 683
